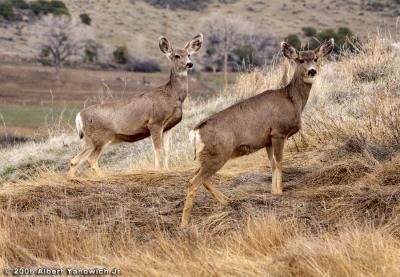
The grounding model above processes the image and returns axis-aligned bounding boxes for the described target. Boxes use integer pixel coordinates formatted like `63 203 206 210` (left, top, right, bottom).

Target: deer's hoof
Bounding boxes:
271 190 283 196
67 172 76 180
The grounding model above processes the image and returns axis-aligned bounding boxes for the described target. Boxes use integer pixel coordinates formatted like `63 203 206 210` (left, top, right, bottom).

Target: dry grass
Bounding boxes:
1 150 400 275
1 34 400 275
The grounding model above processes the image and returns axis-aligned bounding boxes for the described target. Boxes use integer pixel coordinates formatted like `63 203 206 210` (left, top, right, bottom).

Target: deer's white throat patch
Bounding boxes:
177 71 188 77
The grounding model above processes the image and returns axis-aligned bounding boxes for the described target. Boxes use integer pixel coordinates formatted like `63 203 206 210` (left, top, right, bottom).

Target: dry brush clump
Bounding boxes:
229 34 400 153
301 35 400 151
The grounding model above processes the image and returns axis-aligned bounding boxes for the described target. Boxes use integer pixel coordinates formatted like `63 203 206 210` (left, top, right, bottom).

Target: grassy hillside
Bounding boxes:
1 34 400 275
0 0 399 61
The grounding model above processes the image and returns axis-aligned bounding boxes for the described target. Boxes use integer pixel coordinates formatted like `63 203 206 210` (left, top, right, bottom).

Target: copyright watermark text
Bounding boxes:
3 268 122 276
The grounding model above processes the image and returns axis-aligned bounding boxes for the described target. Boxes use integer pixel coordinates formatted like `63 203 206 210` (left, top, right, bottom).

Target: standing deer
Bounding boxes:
68 34 203 177
181 39 334 226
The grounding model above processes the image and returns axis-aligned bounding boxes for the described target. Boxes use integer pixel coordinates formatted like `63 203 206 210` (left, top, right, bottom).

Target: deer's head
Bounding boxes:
159 34 203 75
282 38 334 84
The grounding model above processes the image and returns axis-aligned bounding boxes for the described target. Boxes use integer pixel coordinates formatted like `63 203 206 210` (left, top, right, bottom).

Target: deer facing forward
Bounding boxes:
68 34 203 177
181 39 334 227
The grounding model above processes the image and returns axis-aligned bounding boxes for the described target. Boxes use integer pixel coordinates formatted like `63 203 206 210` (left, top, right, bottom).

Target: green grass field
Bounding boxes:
0 104 79 130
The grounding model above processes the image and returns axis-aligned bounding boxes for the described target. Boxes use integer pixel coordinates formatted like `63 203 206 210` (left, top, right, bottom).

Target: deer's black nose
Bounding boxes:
308 69 317 77
187 62 193 69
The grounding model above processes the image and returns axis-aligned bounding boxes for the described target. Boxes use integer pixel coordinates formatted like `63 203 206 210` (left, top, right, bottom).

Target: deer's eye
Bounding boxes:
299 59 304 64
174 55 180 59
314 58 318 62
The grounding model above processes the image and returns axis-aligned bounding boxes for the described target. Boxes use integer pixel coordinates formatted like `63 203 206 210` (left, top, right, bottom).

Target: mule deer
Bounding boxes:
181 39 334 226
68 34 203 177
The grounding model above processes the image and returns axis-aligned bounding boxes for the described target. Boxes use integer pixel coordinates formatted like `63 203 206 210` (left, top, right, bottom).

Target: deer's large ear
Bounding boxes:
315 38 334 58
185 33 203 55
159 36 172 55
281 42 299 59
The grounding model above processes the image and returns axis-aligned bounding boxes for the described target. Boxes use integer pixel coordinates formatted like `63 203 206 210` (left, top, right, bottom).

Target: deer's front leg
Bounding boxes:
266 145 277 193
271 136 286 195
162 130 171 169
149 125 163 170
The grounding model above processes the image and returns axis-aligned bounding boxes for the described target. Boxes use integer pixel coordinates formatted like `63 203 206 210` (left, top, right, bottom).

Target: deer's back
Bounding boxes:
196 89 301 156
80 89 183 142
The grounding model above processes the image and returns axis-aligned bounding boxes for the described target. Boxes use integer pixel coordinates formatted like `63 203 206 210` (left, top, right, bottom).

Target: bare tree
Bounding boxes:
202 13 250 94
37 15 91 81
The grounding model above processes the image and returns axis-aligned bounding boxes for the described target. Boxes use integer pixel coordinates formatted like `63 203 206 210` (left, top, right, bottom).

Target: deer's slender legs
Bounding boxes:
266 145 277 193
271 136 285 195
181 170 207 227
162 130 171 169
87 145 105 177
203 178 227 204
68 147 92 178
149 126 163 170
182 157 227 227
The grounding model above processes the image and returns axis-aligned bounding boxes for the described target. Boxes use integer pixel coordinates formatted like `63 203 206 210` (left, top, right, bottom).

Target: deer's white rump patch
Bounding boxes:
75 112 84 139
189 130 205 158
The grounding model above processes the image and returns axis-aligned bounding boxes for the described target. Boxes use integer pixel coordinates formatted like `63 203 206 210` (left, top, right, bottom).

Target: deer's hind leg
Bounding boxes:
85 133 112 177
181 157 227 227
87 144 107 177
181 168 208 227
68 145 92 178
203 179 227 204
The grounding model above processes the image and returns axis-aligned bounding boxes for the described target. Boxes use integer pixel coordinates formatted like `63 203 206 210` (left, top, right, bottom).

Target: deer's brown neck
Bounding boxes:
286 71 312 114
168 69 189 102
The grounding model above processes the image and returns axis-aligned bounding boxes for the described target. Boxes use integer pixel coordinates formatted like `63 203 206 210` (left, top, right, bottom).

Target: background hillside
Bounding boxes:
0 0 399 62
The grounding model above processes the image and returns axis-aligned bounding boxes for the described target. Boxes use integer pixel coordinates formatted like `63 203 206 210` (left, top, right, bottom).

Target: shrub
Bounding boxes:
84 45 97 63
29 0 50 15
307 27 359 53
232 45 257 66
127 58 161 72
338 27 352 37
1 165 17 178
11 0 29 9
302 26 317 37
285 34 301 50
145 0 235 10
80 13 91 25
145 0 211 11
0 1 16 20
50 0 69 16
30 0 69 16
113 46 129 64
